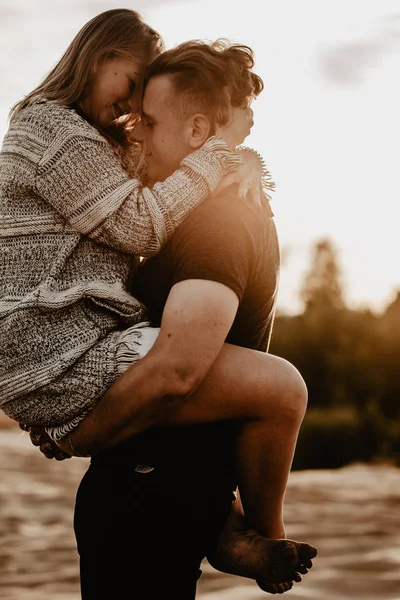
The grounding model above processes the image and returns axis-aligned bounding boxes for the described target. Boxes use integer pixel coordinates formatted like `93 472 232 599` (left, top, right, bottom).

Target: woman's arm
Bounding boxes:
28 99 267 257
34 130 240 257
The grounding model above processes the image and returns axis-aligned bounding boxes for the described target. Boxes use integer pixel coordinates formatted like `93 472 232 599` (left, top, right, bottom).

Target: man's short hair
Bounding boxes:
143 39 264 128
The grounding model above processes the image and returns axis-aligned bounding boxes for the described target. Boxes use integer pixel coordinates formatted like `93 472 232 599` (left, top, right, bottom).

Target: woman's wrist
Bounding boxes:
181 136 242 195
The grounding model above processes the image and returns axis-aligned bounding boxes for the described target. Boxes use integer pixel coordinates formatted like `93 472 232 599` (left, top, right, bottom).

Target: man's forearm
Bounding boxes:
63 342 192 456
59 279 238 457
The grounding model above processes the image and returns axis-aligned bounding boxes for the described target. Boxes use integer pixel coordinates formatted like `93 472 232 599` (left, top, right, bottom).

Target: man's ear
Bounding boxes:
187 114 212 150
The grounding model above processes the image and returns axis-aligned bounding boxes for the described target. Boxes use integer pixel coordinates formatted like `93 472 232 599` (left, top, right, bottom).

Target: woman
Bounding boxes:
1 8 316 597
1 8 260 436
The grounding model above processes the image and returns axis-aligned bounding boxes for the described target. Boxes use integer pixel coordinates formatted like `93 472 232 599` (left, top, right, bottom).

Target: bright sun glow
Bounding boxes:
0 0 398 314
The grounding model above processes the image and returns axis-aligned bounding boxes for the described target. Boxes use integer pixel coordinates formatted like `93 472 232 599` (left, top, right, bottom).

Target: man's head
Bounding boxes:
139 39 263 182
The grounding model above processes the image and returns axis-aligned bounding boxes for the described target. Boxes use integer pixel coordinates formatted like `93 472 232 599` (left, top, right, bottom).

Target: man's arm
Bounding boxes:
57 279 239 456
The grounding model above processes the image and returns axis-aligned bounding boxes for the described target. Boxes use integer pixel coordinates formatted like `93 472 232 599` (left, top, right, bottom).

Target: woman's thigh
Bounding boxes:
164 343 306 425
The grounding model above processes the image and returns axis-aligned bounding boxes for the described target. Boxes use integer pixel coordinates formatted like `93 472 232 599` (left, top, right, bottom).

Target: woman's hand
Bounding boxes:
212 148 266 208
19 423 72 461
213 104 274 209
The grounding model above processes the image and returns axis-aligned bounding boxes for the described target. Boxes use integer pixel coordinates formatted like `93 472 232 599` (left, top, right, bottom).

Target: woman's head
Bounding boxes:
10 9 164 136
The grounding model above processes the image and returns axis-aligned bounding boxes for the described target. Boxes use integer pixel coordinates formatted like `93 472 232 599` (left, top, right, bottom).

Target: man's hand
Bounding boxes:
19 424 72 461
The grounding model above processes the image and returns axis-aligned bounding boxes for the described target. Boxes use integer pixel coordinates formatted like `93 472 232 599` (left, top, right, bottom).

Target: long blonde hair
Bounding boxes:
9 8 164 123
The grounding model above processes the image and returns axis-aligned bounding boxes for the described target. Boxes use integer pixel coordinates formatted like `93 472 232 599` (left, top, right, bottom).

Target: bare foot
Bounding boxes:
207 512 317 594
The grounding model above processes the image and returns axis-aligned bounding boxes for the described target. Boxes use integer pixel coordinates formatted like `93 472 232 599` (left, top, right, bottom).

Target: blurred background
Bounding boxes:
1 1 400 598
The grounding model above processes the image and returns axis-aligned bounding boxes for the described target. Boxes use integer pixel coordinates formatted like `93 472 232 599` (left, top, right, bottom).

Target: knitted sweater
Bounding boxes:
0 100 240 426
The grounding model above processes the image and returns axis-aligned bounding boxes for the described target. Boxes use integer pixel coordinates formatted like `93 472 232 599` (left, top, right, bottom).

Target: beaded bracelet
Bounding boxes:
66 432 90 458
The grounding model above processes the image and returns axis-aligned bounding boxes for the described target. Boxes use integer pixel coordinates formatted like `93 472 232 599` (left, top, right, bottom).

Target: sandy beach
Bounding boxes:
1 426 400 600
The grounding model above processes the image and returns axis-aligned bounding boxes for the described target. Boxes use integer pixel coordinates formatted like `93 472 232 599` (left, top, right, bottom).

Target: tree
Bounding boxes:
300 238 345 312
269 243 400 467
377 290 400 419
381 289 400 333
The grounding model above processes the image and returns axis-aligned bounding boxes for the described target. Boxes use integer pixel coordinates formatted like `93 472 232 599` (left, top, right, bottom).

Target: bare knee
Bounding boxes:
259 356 308 425
280 360 308 424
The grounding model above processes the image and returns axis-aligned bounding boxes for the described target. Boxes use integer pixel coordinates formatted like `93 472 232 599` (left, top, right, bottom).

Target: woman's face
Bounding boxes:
80 56 143 131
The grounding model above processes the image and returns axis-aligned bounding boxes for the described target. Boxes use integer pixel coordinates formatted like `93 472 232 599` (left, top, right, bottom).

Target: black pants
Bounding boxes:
74 422 238 600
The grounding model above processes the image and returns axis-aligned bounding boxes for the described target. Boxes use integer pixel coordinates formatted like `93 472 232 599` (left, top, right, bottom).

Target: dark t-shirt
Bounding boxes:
133 186 280 353
82 189 280 573
89 186 281 551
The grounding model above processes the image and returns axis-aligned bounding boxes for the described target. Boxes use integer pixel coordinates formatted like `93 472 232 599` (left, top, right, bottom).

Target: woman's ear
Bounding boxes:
187 113 212 150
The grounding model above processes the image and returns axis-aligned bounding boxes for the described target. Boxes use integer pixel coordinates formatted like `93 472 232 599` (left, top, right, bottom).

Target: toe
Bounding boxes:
257 580 278 593
293 572 302 582
302 558 313 569
298 565 308 575
257 579 294 594
297 542 317 559
279 582 294 594
284 581 293 591
269 540 308 582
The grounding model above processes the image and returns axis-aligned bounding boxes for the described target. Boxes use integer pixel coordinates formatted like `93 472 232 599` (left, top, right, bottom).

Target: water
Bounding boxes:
1 429 400 600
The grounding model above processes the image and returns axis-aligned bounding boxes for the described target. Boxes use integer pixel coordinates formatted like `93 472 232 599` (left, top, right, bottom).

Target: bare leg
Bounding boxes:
206 490 316 594
163 344 307 540
156 344 315 591
61 343 316 589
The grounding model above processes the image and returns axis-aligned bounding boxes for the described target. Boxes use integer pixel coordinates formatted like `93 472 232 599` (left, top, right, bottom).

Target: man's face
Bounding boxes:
141 75 195 183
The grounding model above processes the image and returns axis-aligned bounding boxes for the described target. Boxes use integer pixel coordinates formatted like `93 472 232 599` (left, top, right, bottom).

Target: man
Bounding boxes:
32 40 316 599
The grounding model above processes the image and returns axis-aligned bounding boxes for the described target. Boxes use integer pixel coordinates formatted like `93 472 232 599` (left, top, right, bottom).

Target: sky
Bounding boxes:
0 0 398 315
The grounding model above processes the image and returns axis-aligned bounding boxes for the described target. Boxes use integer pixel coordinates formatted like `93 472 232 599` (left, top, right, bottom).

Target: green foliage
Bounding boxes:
300 238 345 311
292 406 387 470
271 237 400 469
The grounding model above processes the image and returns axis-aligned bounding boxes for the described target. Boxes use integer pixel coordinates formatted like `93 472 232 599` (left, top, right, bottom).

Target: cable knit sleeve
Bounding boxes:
35 126 241 257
